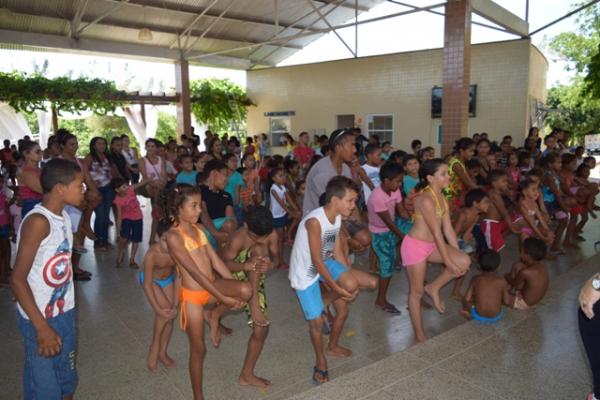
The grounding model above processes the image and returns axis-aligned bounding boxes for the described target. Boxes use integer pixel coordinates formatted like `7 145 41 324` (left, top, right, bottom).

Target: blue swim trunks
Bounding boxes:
370 231 398 278
470 306 504 324
138 271 175 289
295 259 348 321
395 217 413 235
204 217 235 248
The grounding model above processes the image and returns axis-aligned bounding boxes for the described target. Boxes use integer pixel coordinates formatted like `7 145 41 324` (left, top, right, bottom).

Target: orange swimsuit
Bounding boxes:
176 224 211 331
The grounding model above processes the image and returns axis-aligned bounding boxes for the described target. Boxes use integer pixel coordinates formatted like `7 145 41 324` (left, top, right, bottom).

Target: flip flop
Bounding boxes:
312 367 329 386
380 304 402 315
252 319 271 328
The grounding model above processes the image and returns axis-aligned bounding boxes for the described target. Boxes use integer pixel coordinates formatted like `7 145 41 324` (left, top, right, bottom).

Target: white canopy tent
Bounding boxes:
0 103 32 143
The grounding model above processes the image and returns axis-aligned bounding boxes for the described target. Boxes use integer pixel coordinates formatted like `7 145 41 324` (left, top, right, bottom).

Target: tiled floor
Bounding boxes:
1 200 599 400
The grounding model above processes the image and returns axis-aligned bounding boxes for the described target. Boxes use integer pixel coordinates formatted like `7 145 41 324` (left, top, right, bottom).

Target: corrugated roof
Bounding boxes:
0 0 386 69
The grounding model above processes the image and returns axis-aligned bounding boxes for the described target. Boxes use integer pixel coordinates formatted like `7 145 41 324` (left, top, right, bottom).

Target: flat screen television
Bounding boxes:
431 84 477 118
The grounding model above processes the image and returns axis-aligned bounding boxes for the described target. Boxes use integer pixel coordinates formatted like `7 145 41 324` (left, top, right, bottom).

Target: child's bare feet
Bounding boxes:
159 353 175 368
207 311 221 348
129 260 139 269
115 254 124 268
239 374 271 389
147 349 159 372
424 284 445 314
250 309 270 328
459 309 472 320
451 290 462 301
219 322 232 336
414 334 427 344
326 344 352 357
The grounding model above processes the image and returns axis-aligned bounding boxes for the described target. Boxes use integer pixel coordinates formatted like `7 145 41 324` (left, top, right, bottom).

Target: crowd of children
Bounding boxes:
2 125 599 399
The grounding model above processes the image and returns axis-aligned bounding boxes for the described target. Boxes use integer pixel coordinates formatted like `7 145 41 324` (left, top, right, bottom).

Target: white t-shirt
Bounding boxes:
17 204 74 320
361 164 381 203
289 207 341 290
270 184 287 218
303 156 352 215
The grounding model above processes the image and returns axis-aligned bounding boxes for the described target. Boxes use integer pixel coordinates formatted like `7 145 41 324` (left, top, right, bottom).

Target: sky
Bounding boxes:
0 0 587 92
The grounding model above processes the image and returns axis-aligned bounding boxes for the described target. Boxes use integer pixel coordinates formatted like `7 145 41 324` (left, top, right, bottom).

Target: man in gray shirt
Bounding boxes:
303 129 356 214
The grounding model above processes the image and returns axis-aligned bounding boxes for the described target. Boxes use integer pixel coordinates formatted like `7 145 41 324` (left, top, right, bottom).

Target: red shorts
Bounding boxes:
480 219 508 252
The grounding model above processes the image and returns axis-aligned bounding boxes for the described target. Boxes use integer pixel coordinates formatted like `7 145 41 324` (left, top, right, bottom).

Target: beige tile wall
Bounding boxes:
247 38 548 153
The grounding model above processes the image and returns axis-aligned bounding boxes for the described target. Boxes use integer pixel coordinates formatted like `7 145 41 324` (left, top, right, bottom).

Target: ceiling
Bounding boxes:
0 0 387 69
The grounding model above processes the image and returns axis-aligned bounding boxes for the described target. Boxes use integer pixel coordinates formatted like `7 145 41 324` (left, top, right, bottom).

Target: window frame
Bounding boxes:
269 116 291 146
366 113 394 143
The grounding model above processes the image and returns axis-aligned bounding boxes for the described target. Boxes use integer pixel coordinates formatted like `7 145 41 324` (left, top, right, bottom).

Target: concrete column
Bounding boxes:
175 59 191 137
441 0 471 156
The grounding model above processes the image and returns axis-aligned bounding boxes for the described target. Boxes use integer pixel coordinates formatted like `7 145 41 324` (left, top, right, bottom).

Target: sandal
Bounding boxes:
380 304 402 315
312 367 329 386
74 272 91 281
129 261 139 269
73 246 88 254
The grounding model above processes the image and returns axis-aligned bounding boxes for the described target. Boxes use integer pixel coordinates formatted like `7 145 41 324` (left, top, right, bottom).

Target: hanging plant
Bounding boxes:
189 78 255 133
0 71 128 114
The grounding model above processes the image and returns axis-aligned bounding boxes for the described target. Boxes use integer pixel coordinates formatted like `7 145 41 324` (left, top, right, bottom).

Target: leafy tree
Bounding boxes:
155 111 177 144
546 3 600 140
189 78 254 135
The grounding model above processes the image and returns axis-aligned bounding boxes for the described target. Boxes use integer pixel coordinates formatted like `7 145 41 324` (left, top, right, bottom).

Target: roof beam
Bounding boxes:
0 28 270 69
76 0 130 36
308 0 355 57
1 8 303 51
69 0 90 38
169 0 221 49
470 0 528 37
102 0 320 34
313 0 369 12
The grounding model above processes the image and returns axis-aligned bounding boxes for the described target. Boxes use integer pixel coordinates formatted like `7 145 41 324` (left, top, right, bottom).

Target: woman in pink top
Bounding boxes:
16 140 43 218
138 138 167 244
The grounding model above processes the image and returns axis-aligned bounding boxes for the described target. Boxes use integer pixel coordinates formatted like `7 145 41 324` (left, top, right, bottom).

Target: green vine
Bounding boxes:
0 71 127 115
190 78 254 133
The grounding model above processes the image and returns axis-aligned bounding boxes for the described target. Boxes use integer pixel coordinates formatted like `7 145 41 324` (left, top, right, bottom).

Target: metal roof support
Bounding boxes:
313 0 369 12
386 0 509 34
104 0 319 34
69 0 90 38
355 0 358 57
308 0 356 57
168 0 221 49
529 0 600 36
247 1 331 59
250 0 346 66
189 2 446 61
184 0 236 55
76 0 131 36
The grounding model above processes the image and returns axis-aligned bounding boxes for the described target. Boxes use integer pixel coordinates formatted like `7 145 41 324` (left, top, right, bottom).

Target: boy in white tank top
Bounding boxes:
11 159 85 400
289 176 377 385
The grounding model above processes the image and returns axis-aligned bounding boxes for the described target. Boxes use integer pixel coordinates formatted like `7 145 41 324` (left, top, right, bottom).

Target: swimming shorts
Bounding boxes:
544 201 568 220
513 291 532 311
295 259 348 321
400 235 437 266
232 248 268 328
395 216 413 235
371 231 398 278
470 306 504 324
138 271 175 289
179 287 211 330
480 219 508 252
204 217 235 248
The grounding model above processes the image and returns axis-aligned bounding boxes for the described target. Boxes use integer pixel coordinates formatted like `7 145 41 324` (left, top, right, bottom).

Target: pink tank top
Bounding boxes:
144 156 163 181
19 164 43 201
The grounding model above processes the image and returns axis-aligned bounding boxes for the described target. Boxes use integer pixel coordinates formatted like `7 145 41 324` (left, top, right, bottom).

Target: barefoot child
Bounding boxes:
367 162 407 314
140 219 178 371
461 249 511 323
111 177 147 268
199 160 238 249
451 189 490 299
11 159 85 400
516 179 554 246
219 205 279 389
163 184 251 400
480 170 523 252
505 237 549 310
270 167 300 269
400 159 470 343
289 176 377 384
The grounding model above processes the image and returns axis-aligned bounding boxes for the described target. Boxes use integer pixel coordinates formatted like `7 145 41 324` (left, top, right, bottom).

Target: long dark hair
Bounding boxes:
415 158 445 191
160 184 201 225
89 137 107 164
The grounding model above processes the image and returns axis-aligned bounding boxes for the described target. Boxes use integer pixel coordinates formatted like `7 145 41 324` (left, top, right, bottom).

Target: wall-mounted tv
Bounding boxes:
431 84 477 118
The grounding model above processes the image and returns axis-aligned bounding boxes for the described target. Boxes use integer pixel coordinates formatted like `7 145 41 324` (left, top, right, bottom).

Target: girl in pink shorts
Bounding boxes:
399 158 471 343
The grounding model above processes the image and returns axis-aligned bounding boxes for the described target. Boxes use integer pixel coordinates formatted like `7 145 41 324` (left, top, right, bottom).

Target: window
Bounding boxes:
367 114 393 143
269 117 290 146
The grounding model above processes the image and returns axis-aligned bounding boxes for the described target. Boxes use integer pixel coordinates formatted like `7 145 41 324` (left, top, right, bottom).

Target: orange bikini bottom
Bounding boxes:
179 287 210 331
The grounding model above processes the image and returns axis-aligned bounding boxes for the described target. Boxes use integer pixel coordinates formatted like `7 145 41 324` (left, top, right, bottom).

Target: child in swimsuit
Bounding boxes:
139 219 178 372
517 179 554 247
218 205 279 389
444 138 478 213
505 237 549 310
400 159 471 343
461 249 511 323
163 184 251 400
574 164 600 237
450 189 490 300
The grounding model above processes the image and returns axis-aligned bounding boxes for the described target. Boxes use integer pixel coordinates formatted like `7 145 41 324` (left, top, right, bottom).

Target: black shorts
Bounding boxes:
121 219 143 243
